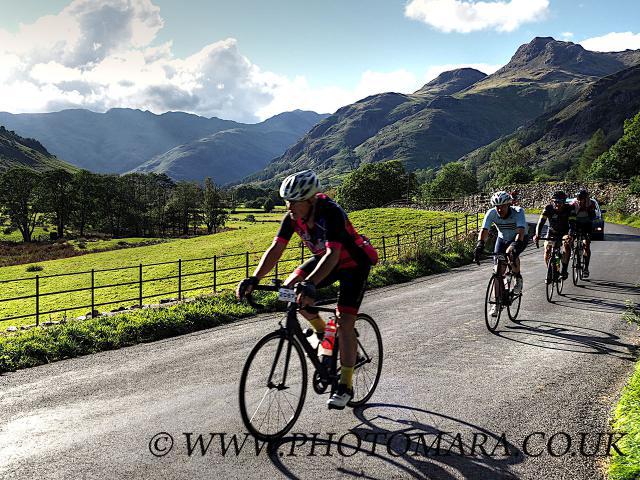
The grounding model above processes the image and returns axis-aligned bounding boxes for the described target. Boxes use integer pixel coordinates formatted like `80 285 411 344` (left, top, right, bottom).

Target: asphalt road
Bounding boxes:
1 221 639 480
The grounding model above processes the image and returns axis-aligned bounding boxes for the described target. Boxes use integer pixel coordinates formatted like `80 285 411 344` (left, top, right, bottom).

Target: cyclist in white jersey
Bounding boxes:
474 191 527 316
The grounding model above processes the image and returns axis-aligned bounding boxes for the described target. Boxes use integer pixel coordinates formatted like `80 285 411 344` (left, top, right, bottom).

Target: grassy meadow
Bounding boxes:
0 208 473 327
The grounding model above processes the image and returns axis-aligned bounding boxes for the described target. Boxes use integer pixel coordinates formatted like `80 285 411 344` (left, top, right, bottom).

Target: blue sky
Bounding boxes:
1 0 639 122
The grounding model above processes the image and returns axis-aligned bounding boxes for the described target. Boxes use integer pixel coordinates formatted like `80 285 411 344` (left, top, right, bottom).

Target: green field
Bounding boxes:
0 208 472 327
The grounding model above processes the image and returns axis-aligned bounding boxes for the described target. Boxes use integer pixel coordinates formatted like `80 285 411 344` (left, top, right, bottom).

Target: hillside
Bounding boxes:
130 110 328 183
0 126 76 172
462 63 640 173
246 37 640 187
0 109 242 174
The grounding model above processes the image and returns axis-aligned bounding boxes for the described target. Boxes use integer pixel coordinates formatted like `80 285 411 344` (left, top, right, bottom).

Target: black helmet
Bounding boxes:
577 189 589 201
551 191 567 202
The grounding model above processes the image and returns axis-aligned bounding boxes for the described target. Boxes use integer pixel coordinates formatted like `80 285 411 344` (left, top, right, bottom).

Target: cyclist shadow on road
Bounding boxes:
576 279 640 296
550 292 632 314
495 319 638 361
602 233 640 242
265 403 523 480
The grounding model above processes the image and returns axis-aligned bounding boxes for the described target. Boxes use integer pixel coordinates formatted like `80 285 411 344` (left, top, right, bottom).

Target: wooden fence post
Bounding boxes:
91 269 95 315
178 259 182 300
213 255 217 292
35 275 40 327
382 236 387 261
139 263 143 307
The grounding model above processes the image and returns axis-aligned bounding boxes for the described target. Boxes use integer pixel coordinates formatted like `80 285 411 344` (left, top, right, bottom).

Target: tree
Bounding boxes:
423 162 477 201
202 177 229 233
70 170 98 237
577 129 607 181
263 197 275 212
40 169 74 238
589 110 640 180
487 139 533 187
166 182 202 235
334 160 417 211
0 167 43 242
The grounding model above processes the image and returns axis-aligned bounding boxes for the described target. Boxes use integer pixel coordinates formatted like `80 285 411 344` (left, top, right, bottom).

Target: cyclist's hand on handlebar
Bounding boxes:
237 276 258 300
474 240 485 265
295 281 316 308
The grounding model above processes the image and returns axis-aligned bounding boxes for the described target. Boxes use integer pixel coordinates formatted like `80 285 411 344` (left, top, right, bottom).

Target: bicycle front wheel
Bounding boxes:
239 330 307 441
545 261 555 303
485 274 502 332
349 313 383 407
572 246 582 286
556 269 564 295
507 276 522 321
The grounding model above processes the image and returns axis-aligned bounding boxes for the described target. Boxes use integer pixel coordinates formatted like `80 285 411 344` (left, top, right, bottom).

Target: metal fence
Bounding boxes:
0 213 482 326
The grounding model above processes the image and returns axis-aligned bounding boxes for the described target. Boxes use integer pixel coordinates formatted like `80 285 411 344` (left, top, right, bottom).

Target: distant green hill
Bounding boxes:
245 37 640 187
130 110 328 184
0 126 76 172
462 64 640 174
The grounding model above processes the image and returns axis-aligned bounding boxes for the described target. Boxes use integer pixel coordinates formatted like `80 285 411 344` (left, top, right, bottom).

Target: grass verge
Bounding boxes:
605 212 640 229
608 303 640 480
0 235 474 373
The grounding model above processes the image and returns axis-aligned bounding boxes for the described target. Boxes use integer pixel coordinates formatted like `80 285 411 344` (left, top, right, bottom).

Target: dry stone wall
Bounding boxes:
411 182 640 214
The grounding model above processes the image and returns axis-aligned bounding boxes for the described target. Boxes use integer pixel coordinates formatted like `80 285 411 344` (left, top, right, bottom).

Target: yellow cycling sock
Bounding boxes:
307 316 325 334
340 365 354 389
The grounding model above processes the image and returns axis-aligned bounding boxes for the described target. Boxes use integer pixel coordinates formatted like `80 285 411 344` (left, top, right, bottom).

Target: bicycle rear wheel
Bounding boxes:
572 244 582 286
485 274 502 332
348 313 383 407
546 260 555 302
239 330 307 441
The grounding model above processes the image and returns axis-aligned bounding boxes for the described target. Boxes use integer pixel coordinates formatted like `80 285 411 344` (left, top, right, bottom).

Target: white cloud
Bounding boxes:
404 0 549 33
580 31 640 52
255 69 423 120
561 32 573 39
0 0 501 122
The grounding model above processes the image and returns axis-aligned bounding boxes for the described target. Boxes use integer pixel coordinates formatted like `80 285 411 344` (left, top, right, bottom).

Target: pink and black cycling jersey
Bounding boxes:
274 193 369 270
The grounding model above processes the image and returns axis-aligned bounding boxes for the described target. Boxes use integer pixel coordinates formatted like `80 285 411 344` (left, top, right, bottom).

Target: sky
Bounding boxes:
1 0 639 123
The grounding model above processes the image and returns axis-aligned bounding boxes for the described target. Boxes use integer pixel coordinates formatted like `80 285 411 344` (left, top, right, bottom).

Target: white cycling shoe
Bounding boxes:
327 384 353 410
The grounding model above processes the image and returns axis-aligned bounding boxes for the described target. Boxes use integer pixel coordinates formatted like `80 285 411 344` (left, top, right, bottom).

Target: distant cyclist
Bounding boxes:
532 191 575 280
509 189 521 206
474 191 527 317
570 189 596 278
236 170 377 410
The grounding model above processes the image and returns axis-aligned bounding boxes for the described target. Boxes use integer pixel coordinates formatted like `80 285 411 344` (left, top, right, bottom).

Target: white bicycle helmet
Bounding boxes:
279 170 320 201
490 191 512 206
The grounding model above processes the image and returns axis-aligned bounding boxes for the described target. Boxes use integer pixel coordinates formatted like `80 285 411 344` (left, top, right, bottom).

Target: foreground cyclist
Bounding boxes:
236 170 377 409
474 191 527 317
570 189 596 278
532 191 575 280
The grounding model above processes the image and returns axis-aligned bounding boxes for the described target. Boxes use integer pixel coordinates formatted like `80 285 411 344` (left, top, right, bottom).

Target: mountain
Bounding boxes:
0 109 242 174
463 63 640 172
246 37 640 186
129 110 328 184
0 126 76 172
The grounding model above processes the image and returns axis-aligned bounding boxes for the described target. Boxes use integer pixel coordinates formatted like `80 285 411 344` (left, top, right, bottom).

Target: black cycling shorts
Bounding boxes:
494 237 527 258
294 256 369 315
575 222 593 237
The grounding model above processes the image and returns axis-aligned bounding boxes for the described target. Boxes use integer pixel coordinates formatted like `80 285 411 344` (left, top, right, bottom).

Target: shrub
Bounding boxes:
26 265 44 272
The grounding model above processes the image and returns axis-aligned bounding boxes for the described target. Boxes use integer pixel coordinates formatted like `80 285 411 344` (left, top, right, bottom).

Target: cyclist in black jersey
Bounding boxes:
236 170 377 410
570 189 596 278
533 191 576 280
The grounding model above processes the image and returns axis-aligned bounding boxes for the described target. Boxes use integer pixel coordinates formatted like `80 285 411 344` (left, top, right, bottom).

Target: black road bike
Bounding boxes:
238 281 383 441
482 253 522 332
539 236 565 302
572 231 586 286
